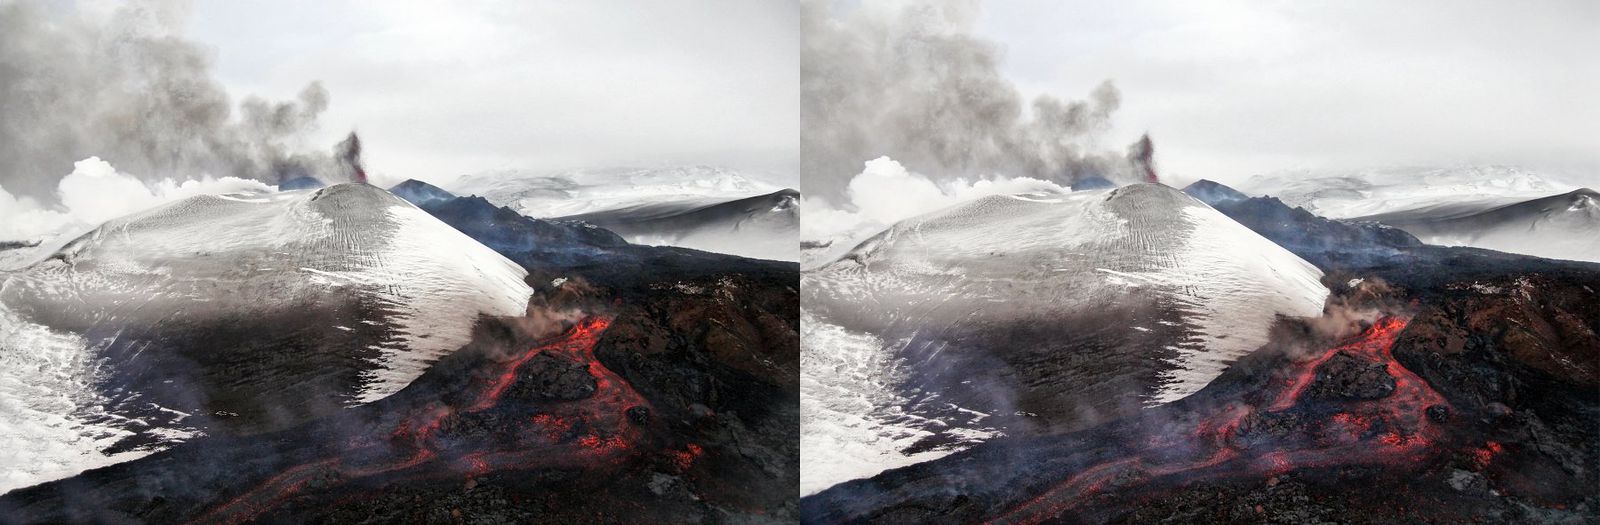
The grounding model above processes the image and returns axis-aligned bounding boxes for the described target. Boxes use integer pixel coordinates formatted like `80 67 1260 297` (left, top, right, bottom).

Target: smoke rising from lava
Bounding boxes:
802 0 1150 200
0 0 352 202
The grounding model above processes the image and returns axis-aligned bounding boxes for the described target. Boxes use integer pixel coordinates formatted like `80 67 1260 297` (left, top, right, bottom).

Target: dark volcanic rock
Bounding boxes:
626 406 651 424
506 353 597 401
1427 404 1452 423
1391 274 1600 505
389 178 458 206
1181 179 1248 205
1309 351 1396 401
1184 179 1422 269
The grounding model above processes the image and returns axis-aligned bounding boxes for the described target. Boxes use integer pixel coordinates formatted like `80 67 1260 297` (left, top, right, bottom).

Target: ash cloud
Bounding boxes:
0 0 351 202
802 0 1144 201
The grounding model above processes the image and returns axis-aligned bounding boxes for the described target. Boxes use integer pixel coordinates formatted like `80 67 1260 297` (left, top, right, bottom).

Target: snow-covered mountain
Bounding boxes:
1358 188 1600 263
1238 165 1578 219
557 189 799 261
1239 166 1597 262
800 183 1328 495
0 183 530 493
451 166 785 217
450 166 798 260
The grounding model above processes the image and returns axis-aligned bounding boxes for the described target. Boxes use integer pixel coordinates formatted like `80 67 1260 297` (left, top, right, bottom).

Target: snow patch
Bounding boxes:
0 306 167 495
799 312 999 496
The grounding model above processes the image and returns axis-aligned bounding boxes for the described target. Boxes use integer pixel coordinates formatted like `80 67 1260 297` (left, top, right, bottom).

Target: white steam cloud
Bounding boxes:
0 157 272 243
801 156 1074 263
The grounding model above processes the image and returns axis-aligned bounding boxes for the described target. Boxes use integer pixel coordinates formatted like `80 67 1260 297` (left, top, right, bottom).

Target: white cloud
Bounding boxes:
0 158 273 242
802 156 1072 246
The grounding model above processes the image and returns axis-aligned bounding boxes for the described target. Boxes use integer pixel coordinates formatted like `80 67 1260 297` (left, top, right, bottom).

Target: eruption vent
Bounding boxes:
336 132 368 184
1128 133 1159 184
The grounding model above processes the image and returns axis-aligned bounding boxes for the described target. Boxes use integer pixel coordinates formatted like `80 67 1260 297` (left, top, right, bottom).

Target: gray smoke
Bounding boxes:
802 0 1148 201
0 0 348 202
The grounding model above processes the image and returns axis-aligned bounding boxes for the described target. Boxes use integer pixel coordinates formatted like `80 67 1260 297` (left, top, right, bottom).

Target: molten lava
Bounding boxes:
191 316 653 524
990 316 1455 525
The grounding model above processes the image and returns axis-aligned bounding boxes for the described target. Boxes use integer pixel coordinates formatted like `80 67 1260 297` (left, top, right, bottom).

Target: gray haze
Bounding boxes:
803 0 1147 201
0 1 349 201
186 1 800 187
975 0 1600 187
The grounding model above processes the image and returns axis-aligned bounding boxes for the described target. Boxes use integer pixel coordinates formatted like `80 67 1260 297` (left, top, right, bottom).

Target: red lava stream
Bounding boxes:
190 315 663 524
988 316 1486 525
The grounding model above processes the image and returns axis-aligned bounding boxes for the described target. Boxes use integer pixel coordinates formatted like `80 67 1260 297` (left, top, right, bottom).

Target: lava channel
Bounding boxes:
989 316 1459 525
190 315 657 524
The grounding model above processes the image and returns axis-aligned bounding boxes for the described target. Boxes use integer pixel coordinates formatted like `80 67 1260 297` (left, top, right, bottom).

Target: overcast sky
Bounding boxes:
974 0 1599 187
185 1 799 186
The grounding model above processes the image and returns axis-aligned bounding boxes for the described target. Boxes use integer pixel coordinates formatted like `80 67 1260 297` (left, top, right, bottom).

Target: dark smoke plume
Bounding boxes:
1128 134 1158 184
0 0 351 201
802 0 1149 201
335 133 367 184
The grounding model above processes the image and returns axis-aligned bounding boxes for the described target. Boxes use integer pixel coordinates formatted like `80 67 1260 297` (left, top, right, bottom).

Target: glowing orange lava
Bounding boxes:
989 316 1452 525
190 316 655 524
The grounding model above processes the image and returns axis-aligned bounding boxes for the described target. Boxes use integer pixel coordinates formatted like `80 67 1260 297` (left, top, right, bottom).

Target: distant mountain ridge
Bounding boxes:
448 166 798 260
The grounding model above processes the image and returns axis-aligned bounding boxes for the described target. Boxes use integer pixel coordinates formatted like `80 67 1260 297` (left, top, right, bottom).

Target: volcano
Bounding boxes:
801 183 1328 495
0 182 800 522
802 180 1600 524
802 272 1600 524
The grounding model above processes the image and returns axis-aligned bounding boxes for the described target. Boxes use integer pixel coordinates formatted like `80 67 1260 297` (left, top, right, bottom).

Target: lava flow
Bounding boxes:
990 316 1456 525
191 315 653 524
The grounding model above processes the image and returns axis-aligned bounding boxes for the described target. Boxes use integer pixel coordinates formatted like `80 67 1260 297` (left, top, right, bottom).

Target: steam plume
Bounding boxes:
0 0 350 202
802 0 1146 200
